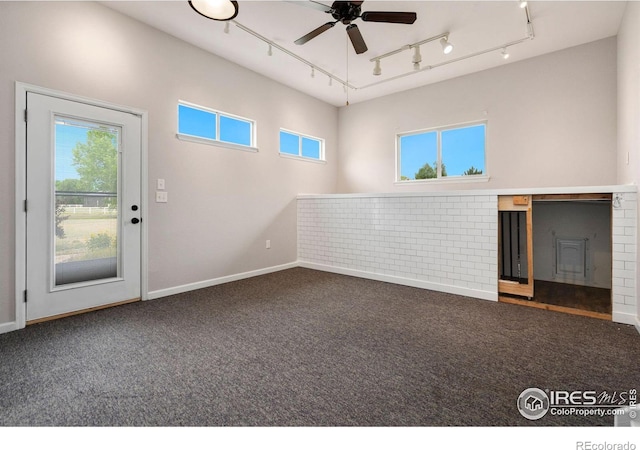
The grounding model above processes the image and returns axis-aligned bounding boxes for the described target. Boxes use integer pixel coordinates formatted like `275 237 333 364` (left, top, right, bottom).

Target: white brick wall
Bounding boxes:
298 194 499 300
297 189 638 325
611 192 638 324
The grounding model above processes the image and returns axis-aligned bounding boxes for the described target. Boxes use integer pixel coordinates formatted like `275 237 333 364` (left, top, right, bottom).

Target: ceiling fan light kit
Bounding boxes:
188 0 238 21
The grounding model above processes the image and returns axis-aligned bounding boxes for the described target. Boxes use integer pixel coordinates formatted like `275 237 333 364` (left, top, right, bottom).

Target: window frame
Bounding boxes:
176 100 258 153
279 128 326 163
395 120 488 184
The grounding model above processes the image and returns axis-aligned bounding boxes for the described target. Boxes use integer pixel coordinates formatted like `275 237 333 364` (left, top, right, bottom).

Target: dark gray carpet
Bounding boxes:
0 268 638 426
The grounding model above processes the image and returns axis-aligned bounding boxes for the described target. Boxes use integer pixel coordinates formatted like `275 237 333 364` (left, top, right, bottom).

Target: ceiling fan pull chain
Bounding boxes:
345 33 350 106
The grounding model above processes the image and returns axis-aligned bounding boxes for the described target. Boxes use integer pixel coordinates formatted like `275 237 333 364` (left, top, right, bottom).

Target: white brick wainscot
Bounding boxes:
297 186 638 328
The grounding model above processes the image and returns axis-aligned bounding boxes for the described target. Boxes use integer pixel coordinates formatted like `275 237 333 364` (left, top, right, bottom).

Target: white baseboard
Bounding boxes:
0 321 20 335
6 260 638 337
298 261 498 302
612 311 639 327
147 262 298 300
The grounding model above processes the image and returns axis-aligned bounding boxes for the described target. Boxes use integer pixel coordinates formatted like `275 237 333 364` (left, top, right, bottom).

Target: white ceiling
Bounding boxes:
103 1 627 106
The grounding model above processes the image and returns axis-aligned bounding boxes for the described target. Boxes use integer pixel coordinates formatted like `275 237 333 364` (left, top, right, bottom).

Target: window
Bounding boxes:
279 129 324 162
177 101 256 150
397 122 486 181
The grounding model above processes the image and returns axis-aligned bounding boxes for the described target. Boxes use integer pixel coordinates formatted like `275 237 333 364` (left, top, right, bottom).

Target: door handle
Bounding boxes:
131 218 140 224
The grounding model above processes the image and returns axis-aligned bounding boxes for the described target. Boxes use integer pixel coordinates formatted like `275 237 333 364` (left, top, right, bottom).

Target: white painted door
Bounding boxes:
26 92 142 322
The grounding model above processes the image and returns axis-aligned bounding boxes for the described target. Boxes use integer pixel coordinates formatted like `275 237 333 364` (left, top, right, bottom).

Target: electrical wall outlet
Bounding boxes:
156 191 168 203
157 178 165 190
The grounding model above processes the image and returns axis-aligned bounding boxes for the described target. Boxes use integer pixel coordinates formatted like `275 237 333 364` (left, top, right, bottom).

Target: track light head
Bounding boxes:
311 67 315 78
519 1 528 9
440 36 453 55
189 0 239 21
501 48 510 60
373 59 381 76
267 44 273 56
412 46 422 70
412 46 422 64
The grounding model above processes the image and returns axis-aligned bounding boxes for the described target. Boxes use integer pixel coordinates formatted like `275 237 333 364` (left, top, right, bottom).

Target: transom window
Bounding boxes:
279 129 324 162
397 122 486 181
177 101 256 150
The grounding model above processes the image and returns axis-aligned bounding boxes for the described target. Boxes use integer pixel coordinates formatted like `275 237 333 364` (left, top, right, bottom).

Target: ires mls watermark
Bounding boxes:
517 387 638 423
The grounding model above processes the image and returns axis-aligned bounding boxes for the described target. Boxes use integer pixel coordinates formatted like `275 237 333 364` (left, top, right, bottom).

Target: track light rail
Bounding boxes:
228 3 534 96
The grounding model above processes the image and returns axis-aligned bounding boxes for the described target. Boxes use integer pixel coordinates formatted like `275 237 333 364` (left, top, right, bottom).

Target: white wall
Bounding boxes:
617 1 640 330
617 1 640 186
0 2 338 327
337 38 618 194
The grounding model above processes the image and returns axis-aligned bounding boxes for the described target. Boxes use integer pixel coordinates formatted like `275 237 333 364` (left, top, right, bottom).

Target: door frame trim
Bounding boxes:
15 82 149 330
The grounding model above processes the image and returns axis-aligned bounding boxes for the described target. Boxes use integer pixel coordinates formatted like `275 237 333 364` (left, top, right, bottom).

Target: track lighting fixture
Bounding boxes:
189 0 239 21
227 22 353 94
440 36 454 55
412 45 422 71
223 22 230 34
268 44 273 56
501 47 510 59
372 59 381 76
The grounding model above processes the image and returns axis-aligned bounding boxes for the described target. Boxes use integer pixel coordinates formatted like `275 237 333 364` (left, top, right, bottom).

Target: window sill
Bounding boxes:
394 175 490 185
176 133 259 153
279 153 326 164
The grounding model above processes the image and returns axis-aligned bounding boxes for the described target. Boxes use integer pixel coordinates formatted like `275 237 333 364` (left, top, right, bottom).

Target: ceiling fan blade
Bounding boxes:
286 1 332 13
346 23 368 54
360 11 417 24
295 22 336 45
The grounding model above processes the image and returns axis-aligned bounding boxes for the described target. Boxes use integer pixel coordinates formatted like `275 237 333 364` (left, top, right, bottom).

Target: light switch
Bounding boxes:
157 178 165 190
156 191 168 203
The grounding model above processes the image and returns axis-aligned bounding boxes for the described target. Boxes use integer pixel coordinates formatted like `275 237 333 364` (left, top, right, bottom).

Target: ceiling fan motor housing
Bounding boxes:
331 1 362 24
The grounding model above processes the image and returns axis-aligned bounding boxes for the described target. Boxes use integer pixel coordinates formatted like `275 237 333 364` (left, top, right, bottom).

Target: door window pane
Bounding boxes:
54 117 120 286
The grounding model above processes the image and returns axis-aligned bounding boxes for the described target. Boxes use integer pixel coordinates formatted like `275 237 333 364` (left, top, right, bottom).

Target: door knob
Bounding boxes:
131 205 139 211
131 218 140 224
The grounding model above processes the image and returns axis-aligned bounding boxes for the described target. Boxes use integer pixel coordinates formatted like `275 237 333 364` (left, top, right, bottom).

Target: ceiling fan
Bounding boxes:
292 1 417 54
